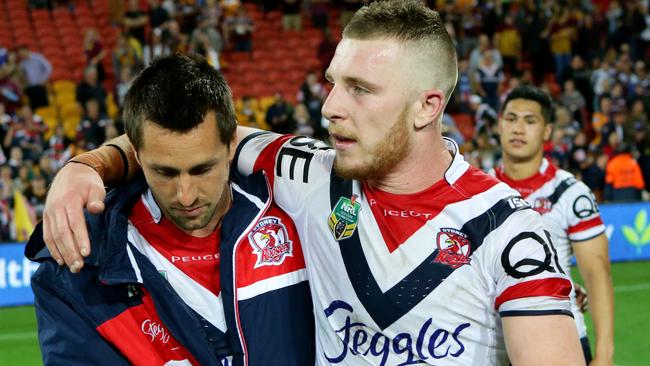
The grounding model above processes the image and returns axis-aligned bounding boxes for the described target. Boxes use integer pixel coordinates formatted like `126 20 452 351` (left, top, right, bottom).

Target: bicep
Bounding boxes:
502 315 585 366
573 234 610 274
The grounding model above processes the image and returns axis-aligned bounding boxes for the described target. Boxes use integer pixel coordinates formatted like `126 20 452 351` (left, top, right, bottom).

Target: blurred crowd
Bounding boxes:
0 0 649 241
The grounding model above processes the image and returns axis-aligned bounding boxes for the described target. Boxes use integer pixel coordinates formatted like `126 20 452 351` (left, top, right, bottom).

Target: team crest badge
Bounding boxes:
248 216 293 268
434 228 472 268
533 197 552 214
328 195 361 241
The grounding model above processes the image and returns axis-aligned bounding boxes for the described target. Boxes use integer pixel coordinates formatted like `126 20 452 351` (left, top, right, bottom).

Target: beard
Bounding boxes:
164 202 219 233
333 105 411 180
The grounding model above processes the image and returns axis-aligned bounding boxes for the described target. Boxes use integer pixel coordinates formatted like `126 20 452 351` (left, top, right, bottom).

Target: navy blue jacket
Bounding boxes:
26 171 315 365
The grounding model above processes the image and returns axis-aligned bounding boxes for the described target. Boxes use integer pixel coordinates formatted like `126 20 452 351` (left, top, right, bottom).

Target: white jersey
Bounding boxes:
236 133 573 366
491 159 606 338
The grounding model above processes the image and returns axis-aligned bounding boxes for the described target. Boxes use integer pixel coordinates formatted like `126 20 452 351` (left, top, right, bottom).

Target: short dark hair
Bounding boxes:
501 85 554 123
123 54 236 150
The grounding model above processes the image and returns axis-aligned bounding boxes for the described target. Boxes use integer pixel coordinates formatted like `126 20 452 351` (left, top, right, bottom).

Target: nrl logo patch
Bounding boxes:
248 216 293 268
434 228 472 269
328 195 361 241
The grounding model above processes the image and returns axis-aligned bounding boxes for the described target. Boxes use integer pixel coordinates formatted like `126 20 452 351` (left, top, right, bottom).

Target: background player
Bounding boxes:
493 85 614 366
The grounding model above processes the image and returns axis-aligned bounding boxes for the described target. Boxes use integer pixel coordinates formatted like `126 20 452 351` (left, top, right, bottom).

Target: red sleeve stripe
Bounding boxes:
568 216 604 234
252 134 294 186
494 278 572 310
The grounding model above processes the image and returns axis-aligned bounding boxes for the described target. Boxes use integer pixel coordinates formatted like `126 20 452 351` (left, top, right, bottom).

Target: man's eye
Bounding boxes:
352 86 368 94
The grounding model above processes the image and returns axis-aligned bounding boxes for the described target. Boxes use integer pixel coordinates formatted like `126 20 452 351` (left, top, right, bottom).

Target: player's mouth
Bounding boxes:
175 205 205 218
508 138 526 147
331 133 357 150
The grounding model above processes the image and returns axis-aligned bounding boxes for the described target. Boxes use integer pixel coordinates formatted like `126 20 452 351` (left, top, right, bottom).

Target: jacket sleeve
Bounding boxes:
31 261 130 366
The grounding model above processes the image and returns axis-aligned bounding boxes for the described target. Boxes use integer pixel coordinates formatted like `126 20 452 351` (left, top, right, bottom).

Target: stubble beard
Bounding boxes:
333 106 411 181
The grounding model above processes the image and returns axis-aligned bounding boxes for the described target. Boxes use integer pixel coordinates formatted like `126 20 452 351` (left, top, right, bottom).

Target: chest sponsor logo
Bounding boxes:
248 216 293 268
434 228 472 269
324 300 470 365
141 319 171 344
328 195 361 241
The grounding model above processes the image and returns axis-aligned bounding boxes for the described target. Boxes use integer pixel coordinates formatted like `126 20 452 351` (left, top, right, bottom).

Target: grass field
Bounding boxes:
0 261 648 365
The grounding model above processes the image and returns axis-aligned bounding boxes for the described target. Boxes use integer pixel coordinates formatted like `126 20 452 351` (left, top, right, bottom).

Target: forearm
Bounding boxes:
69 134 140 186
582 262 615 360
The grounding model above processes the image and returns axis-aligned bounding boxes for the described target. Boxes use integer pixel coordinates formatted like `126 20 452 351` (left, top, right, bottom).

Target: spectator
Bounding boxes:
281 0 302 31
193 31 221 70
189 14 224 58
602 110 635 147
123 0 148 46
544 6 575 84
455 58 473 110
17 46 51 110
115 67 134 108
37 155 56 184
0 103 12 157
630 60 649 98
6 146 24 178
163 19 188 54
469 94 498 137
605 144 646 201
297 70 327 128
223 6 254 52
83 28 107 82
310 0 330 30
630 98 649 147
221 0 241 18
46 125 71 169
25 173 46 220
143 28 170 67
591 59 615 105
76 99 111 150
265 93 294 134
562 55 593 112
3 105 46 162
494 13 520 75
468 34 502 83
473 50 504 111
76 66 108 117
609 82 627 114
113 32 143 79
583 152 609 201
592 94 612 146
148 0 171 30
569 131 589 173
238 95 258 126
293 103 315 137
0 61 22 115
559 78 586 121
317 28 337 73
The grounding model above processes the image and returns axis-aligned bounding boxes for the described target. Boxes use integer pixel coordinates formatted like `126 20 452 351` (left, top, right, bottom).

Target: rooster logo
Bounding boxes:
248 217 293 268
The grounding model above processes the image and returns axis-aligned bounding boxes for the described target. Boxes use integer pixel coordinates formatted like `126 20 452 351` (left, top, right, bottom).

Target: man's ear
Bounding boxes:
544 122 553 141
414 89 445 130
228 137 237 162
130 140 140 165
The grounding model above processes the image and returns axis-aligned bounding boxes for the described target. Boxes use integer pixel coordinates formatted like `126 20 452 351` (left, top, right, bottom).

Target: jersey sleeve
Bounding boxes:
490 209 573 317
234 131 335 213
563 182 606 242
